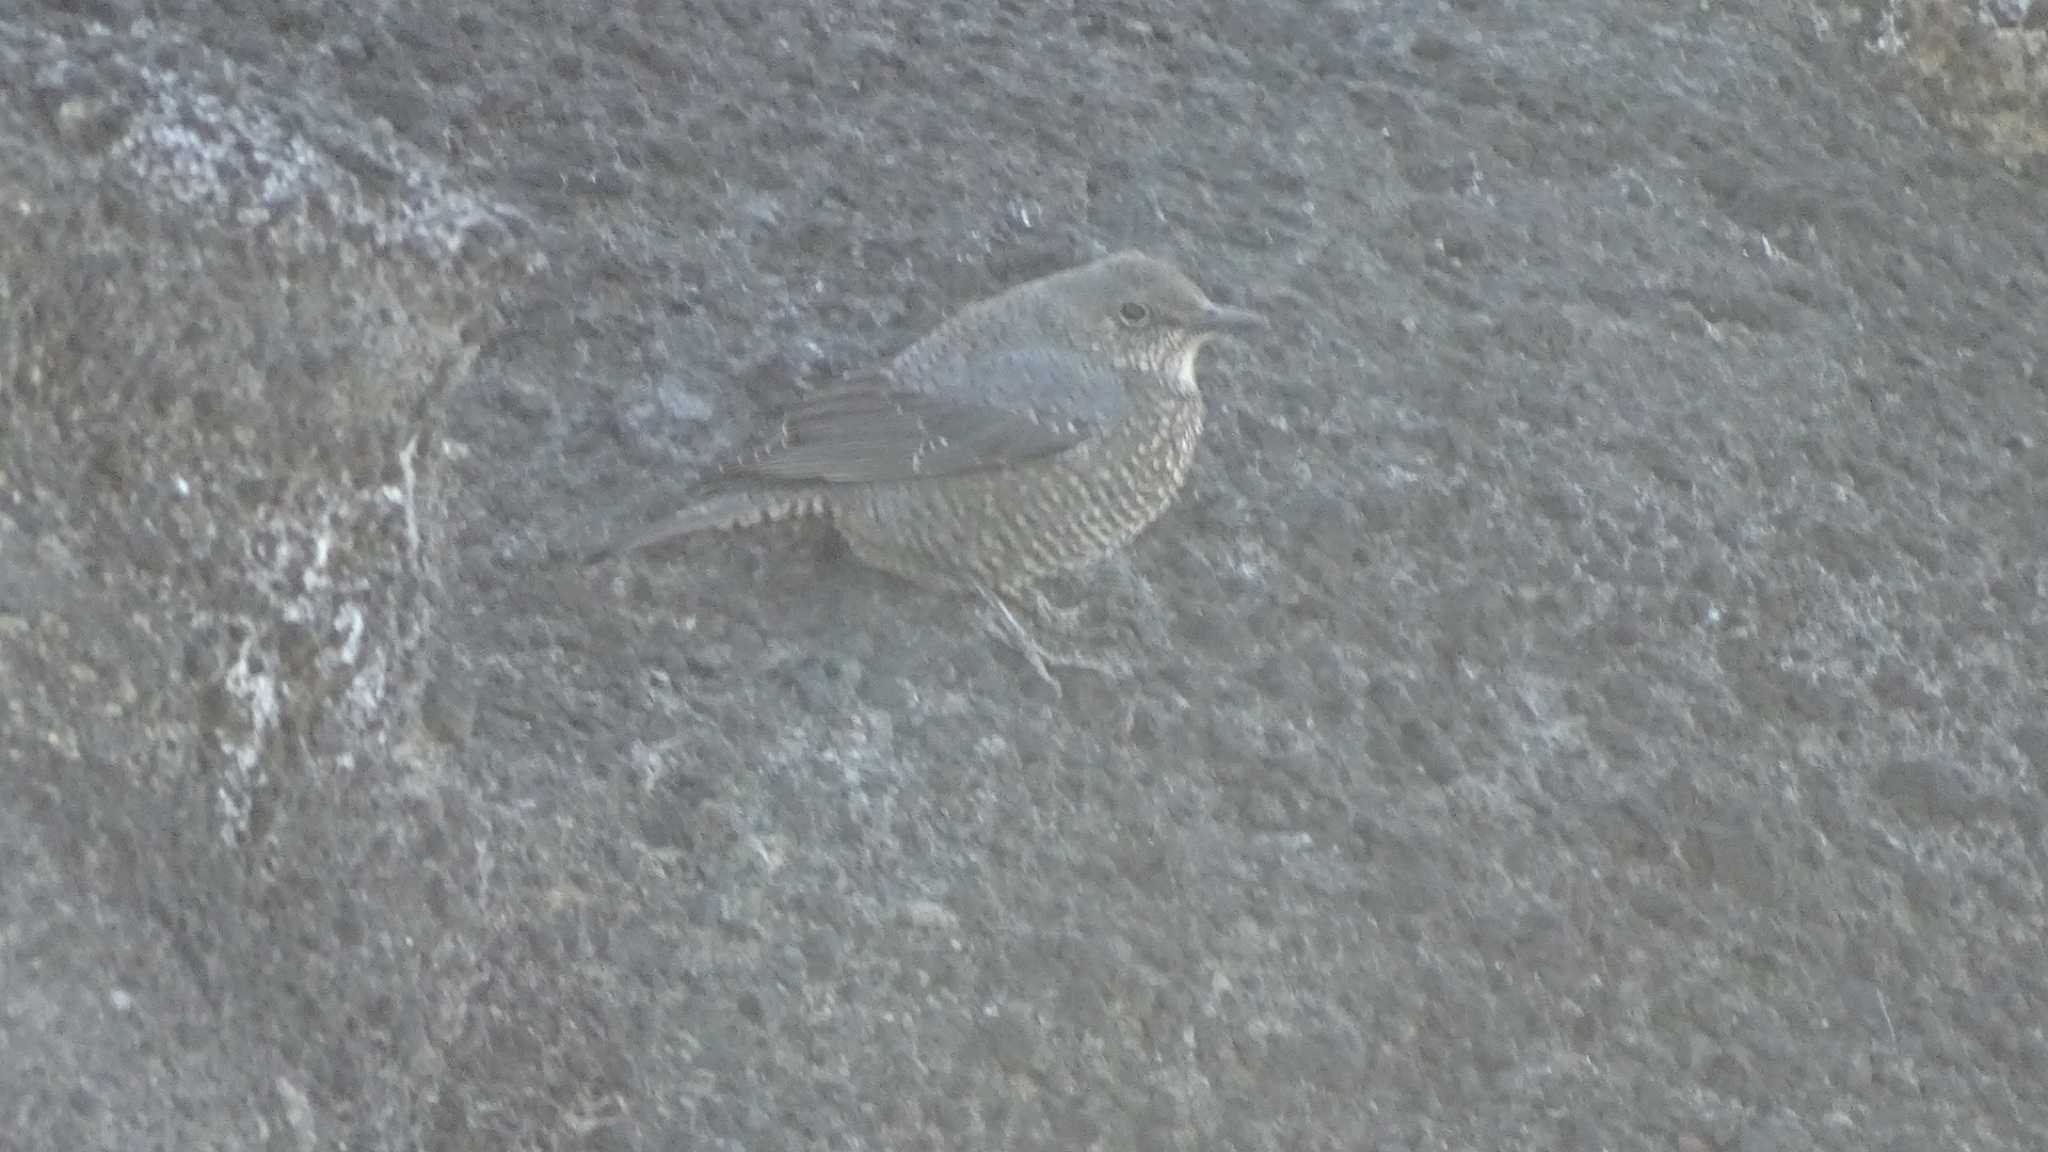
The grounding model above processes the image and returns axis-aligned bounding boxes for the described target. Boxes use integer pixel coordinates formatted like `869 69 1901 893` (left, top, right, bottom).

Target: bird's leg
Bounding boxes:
976 587 1061 694
973 586 1131 695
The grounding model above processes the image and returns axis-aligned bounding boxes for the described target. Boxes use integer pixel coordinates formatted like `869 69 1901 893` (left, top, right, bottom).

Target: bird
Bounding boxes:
589 250 1263 686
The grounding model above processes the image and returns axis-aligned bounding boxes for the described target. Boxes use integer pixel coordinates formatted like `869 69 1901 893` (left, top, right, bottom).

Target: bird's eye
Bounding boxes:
1117 301 1150 325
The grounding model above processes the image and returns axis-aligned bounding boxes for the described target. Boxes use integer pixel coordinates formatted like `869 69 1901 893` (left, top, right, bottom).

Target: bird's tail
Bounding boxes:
582 485 831 567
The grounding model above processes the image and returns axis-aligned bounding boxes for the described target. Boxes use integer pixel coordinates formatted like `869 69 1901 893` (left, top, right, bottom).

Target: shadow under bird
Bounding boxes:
589 250 1264 686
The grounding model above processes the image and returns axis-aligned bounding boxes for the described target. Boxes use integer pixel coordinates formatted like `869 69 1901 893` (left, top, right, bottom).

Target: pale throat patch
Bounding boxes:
1171 338 1210 395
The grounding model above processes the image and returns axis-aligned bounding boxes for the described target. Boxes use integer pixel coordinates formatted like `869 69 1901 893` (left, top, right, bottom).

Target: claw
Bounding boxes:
974 587 1131 697
1024 587 1086 630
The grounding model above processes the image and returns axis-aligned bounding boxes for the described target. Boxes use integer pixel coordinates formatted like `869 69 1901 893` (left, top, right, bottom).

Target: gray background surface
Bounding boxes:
3 1 2045 1149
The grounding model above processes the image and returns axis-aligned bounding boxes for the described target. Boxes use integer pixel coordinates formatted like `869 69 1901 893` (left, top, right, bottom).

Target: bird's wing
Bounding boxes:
735 346 1127 485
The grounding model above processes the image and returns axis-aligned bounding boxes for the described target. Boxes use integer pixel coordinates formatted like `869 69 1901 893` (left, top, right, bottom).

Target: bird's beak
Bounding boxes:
1193 301 1266 334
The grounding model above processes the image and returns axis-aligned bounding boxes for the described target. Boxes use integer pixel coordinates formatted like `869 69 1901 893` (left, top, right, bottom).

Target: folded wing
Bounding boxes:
736 345 1127 485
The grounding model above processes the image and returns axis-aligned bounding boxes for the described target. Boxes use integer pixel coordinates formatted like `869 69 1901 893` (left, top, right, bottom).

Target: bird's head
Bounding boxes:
1049 252 1265 390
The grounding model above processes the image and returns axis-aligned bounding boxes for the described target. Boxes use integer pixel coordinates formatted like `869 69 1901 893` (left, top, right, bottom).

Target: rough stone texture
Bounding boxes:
4 1 2047 1150
0 15 527 1150
1822 0 2048 158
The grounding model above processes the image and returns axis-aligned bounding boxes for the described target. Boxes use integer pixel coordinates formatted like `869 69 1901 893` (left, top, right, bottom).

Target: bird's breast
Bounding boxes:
832 391 1205 590
1062 391 1204 532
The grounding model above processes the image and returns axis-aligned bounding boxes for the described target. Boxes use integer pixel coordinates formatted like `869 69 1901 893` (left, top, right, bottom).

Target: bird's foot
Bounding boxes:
1021 586 1087 631
975 587 1131 697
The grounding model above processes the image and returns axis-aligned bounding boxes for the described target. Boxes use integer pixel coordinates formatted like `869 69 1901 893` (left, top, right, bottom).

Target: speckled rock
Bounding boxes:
0 17 527 1148
7 1 2048 1150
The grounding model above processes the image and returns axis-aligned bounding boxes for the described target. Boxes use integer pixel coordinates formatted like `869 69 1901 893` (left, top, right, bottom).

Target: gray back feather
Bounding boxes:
732 345 1128 485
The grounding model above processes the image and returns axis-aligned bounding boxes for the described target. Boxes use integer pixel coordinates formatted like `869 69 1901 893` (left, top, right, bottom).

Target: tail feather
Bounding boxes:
583 486 829 567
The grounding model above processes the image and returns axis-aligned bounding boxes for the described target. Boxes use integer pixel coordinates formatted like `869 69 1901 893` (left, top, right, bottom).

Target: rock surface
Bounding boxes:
0 15 526 1149
4 1 2045 1150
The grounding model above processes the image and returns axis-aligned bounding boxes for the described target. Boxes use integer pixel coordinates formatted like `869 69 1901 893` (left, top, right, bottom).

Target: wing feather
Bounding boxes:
734 346 1124 485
